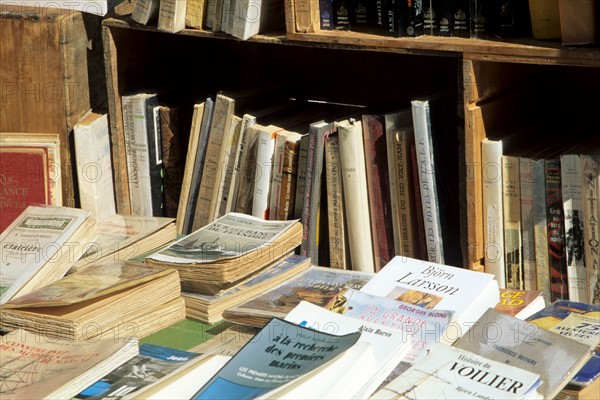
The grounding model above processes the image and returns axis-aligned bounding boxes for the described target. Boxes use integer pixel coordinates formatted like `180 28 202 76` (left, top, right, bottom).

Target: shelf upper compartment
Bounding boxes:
103 17 600 68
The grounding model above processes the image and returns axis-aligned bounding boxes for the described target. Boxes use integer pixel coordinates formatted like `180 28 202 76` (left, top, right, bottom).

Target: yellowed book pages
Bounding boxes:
185 0 206 28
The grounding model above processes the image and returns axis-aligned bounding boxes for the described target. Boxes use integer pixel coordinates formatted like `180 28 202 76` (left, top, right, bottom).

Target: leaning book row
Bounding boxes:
481 137 600 306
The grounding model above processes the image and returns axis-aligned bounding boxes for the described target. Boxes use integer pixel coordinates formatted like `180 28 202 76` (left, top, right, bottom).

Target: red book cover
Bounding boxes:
0 147 50 232
362 113 395 271
545 158 568 301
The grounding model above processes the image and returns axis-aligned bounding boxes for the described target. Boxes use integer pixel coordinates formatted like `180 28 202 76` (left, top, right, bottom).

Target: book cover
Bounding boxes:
191 316 361 399
372 345 542 400
337 119 375 273
494 288 545 319
185 0 206 28
77 343 199 399
359 256 500 332
324 287 455 364
158 0 187 33
0 205 93 304
455 308 593 399
362 113 395 271
0 147 50 232
580 155 599 305
131 0 160 24
0 329 138 400
526 300 600 387
222 266 374 327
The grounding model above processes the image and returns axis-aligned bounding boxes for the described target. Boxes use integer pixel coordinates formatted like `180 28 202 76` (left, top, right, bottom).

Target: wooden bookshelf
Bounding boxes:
102 13 600 271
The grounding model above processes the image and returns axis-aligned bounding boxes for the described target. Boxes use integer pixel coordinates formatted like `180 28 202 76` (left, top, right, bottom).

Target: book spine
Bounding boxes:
422 0 438 35
532 158 551 303
404 0 424 36
159 105 182 219
412 100 445 264
193 94 234 229
294 0 321 32
293 135 310 220
396 127 419 258
338 120 375 273
332 0 351 30
252 128 277 220
185 0 206 29
411 144 428 260
215 115 242 219
319 0 334 29
469 0 490 38
234 125 259 215
451 0 469 37
268 132 287 220
227 114 257 214
502 155 522 289
132 0 160 24
528 0 561 40
581 155 599 305
519 157 537 290
362 114 395 271
278 136 301 220
481 139 505 287
545 158 568 301
349 0 369 32
146 101 164 217
325 132 348 269
158 0 187 33
561 154 587 302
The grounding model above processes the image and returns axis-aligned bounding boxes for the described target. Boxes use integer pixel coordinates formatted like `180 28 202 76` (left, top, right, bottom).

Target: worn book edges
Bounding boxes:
371 345 543 400
502 155 523 289
185 0 206 28
469 0 490 38
231 0 285 40
362 113 395 271
0 329 138 400
251 124 281 220
0 262 185 341
132 0 161 24
526 300 600 387
192 316 361 399
74 109 117 221
222 265 373 328
183 254 311 324
385 108 420 259
360 255 500 332
268 130 303 221
70 214 176 272
146 213 302 295
455 308 594 399
494 288 545 319
337 118 375 273
214 115 243 220
158 0 188 33
0 205 96 304
159 104 184 219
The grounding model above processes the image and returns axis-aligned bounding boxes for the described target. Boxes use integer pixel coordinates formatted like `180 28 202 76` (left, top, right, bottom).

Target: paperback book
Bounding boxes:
222 266 374 328
494 288 545 319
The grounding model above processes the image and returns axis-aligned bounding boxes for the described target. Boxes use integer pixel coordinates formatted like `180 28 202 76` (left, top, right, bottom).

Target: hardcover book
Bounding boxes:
455 308 594 399
0 205 96 304
145 213 302 295
0 328 139 400
222 265 374 328
359 256 500 332
0 262 185 341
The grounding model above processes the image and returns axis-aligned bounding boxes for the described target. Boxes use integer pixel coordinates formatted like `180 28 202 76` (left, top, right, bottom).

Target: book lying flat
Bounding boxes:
359 256 500 333
494 288 545 319
0 328 139 400
145 213 302 295
222 266 374 328
1 262 185 341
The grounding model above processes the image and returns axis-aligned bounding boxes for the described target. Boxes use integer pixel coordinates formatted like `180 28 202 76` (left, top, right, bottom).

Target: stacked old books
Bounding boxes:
145 212 304 322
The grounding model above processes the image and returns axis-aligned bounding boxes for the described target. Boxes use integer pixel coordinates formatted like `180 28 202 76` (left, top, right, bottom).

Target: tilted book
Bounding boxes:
145 213 302 295
132 0 160 24
455 308 594 399
532 158 551 303
74 109 117 220
222 265 374 328
494 288 545 319
1 262 185 341
0 205 96 304
371 345 542 400
0 328 138 400
359 256 500 333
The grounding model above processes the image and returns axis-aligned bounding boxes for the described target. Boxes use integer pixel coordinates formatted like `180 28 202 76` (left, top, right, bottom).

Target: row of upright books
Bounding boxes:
481 135 600 307
119 86 461 273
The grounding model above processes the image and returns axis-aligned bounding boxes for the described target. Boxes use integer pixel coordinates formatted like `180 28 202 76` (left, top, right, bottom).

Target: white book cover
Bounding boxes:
532 159 551 303
481 138 506 287
360 256 499 333
74 111 116 221
282 301 413 400
580 155 600 305
337 119 375 273
231 0 261 40
0 205 91 304
251 125 280 219
561 154 587 302
371 345 543 400
132 0 161 24
411 100 444 264
158 0 187 33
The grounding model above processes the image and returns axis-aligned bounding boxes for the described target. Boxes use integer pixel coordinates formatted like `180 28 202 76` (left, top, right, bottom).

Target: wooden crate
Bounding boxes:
0 5 105 207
